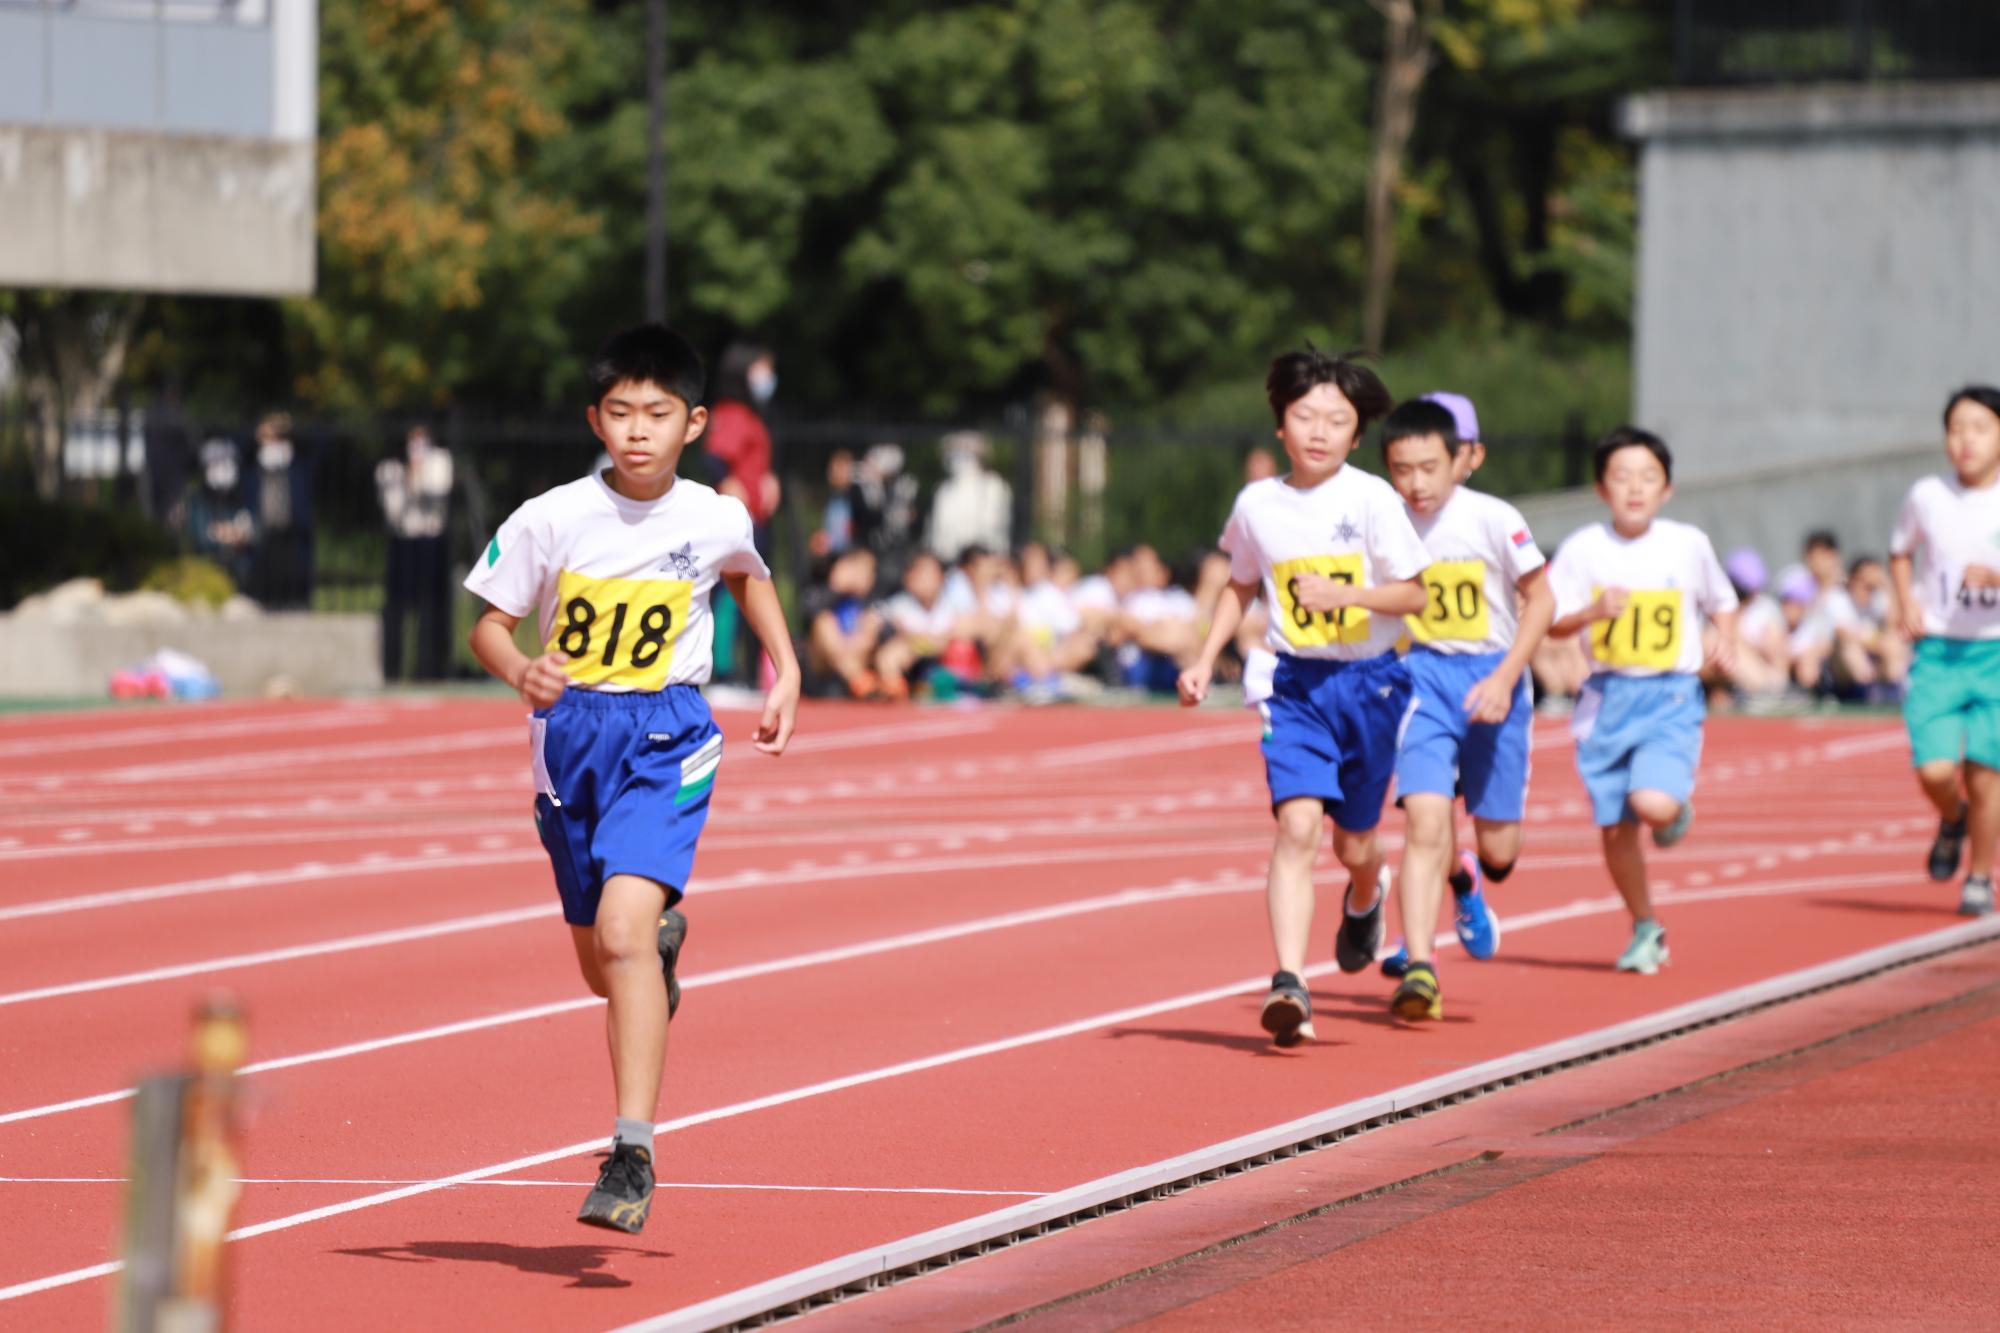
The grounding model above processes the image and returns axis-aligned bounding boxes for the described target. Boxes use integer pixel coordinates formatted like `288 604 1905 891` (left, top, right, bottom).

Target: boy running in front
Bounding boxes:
1547 427 1738 974
1376 399 1554 1020
1179 348 1430 1045
465 324 801 1232
1889 385 2000 916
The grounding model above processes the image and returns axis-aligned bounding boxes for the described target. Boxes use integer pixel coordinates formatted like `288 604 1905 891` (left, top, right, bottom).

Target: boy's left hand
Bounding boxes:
1461 670 1518 725
1293 573 1358 613
753 673 800 756
1705 633 1738 676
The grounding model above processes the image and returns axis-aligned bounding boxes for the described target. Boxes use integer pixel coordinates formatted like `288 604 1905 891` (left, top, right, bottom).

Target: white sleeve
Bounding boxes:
1690 530 1740 616
1889 485 1924 559
718 499 772 579
462 502 545 618
1221 494 1262 586
1367 488 1432 583
1547 532 1595 620
1492 500 1546 581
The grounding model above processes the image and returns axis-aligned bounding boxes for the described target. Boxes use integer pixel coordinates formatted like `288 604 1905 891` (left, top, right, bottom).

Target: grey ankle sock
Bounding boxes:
614 1116 654 1156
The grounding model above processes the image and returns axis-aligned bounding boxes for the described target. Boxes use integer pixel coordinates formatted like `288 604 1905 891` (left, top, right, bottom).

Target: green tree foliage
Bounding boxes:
113 0 1666 433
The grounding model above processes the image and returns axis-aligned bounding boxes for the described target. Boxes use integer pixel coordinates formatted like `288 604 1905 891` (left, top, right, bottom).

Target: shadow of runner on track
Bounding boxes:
1804 896 1959 918
1108 1025 1339 1056
1476 953 1616 974
334 1240 671 1288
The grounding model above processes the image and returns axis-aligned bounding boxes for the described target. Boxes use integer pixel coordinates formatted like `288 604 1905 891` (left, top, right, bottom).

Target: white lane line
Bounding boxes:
0 830 1271 932
0 708 387 761
0 1177 1042 1197
0 863 1958 1305
0 874 1268 1125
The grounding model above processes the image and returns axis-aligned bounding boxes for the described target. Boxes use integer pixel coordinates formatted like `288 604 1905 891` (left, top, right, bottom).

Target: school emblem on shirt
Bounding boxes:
1333 517 1361 544
661 542 698 579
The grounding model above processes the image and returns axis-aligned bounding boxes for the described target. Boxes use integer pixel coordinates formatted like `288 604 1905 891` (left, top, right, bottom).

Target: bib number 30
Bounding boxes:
547 570 694 690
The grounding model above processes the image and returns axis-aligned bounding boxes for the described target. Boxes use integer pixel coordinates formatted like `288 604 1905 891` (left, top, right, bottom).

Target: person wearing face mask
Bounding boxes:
702 343 781 685
248 411 316 610
376 424 455 680
187 438 256 589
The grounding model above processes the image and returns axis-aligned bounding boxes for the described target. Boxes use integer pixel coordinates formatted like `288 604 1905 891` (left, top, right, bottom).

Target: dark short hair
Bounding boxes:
1945 385 2000 426
1847 554 1882 577
1592 426 1673 484
1265 346 1392 428
1803 529 1839 554
1380 399 1463 458
588 323 706 409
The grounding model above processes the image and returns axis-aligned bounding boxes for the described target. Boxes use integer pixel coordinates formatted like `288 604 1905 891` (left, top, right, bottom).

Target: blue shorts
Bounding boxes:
530 685 722 925
1396 648 1533 822
1259 652 1412 832
1572 672 1705 827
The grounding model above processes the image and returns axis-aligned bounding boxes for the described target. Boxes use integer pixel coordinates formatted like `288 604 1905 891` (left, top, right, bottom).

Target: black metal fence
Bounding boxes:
1675 0 2000 86
0 397 1582 671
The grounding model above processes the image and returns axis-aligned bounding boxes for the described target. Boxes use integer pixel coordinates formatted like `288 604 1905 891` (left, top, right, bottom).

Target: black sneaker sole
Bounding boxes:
1336 905 1383 974
1260 992 1312 1047
577 1189 653 1234
659 909 688 1019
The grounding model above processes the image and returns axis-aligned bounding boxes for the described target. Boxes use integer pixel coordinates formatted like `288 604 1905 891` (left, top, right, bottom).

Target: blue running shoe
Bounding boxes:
1452 851 1501 960
1380 942 1410 979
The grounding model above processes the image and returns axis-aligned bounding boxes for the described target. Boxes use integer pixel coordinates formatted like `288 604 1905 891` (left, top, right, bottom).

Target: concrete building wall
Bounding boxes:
1506 83 2000 563
0 0 317 296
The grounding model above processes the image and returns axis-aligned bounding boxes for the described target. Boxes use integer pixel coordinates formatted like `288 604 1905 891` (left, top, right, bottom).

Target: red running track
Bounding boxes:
0 695 1959 1329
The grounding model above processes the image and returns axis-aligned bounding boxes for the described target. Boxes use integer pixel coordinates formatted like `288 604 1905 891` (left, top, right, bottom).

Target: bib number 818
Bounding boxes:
547 569 693 689
559 597 674 669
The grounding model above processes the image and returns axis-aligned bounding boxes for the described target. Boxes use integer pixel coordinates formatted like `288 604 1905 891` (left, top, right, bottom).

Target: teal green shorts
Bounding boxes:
1904 637 2000 769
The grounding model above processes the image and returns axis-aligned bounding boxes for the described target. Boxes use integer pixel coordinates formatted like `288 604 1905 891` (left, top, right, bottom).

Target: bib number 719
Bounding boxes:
1590 587 1681 670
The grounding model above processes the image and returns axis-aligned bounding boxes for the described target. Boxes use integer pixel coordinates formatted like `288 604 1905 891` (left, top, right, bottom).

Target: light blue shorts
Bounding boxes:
1572 672 1705 827
1396 648 1533 822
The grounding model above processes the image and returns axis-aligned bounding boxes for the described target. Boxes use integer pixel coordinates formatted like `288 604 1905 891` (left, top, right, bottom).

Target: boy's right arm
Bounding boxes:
1888 554 1925 642
469 607 570 710
1178 579 1257 706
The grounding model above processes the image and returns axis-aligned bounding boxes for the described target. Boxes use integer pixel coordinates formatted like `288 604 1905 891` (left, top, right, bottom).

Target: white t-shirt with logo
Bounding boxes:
1547 518 1738 678
1890 474 2000 641
464 471 769 691
1221 467 1431 661
1403 486 1546 656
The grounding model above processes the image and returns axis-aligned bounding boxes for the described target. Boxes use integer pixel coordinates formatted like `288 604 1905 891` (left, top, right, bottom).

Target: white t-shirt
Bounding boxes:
464 471 768 691
1122 585 1199 626
1890 474 2000 641
1403 487 1546 656
1068 575 1118 615
1547 518 1739 677
1017 581 1080 641
1787 586 1860 655
1221 467 1431 661
1738 592 1786 648
883 592 959 652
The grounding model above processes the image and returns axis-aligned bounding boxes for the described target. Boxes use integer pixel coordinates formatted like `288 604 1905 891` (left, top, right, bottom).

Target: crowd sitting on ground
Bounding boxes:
799 444 1909 713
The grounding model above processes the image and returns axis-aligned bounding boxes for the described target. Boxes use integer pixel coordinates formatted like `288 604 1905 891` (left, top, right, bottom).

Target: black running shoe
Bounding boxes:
1260 970 1314 1047
1335 868 1388 974
577 1142 655 1233
658 908 687 1019
1929 805 1969 883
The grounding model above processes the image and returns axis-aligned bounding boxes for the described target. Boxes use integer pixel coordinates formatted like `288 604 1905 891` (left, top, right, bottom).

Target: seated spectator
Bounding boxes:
803 547 893 699
1006 542 1101 697
1841 555 1910 701
807 449 856 559
1067 547 1131 641
1720 547 1791 699
1117 545 1203 693
879 551 980 698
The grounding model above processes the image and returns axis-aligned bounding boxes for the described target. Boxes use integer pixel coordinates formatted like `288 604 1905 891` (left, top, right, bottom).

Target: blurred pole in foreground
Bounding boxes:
115 996 247 1333
646 0 669 323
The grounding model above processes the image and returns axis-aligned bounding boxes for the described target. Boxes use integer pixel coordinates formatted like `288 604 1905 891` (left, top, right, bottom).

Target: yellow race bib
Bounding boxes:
1271 554 1370 647
546 570 694 689
1406 558 1489 644
1591 587 1682 670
